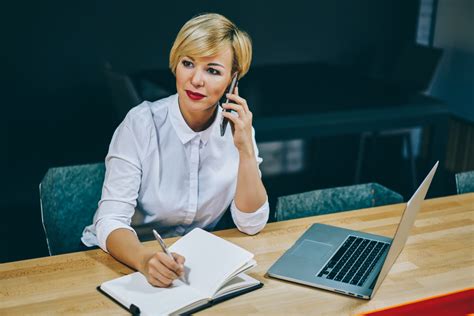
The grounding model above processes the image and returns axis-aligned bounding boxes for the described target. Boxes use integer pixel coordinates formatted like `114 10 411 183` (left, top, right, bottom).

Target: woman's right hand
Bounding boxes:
140 250 186 287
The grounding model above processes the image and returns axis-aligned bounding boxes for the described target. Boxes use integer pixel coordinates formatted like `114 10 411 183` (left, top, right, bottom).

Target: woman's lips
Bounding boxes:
186 90 205 101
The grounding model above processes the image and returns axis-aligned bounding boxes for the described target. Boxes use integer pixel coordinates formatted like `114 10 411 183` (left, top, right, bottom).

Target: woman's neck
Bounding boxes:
178 102 218 132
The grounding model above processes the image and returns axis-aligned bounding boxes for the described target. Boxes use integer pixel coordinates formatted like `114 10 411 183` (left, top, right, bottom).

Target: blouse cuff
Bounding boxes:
231 197 269 235
96 219 137 253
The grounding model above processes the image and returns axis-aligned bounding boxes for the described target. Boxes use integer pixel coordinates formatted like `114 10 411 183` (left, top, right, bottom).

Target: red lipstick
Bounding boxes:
186 90 205 101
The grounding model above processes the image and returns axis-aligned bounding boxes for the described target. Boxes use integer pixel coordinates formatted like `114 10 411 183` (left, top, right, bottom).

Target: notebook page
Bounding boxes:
169 228 254 297
101 272 207 315
213 272 261 299
218 259 256 289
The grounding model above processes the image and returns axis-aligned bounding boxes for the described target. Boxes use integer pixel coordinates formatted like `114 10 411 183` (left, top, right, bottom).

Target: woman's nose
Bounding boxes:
190 70 204 87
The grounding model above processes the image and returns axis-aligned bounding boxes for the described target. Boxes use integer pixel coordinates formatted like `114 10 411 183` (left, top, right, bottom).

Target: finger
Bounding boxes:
157 263 180 280
233 87 250 112
149 267 174 286
171 253 185 276
147 275 167 288
223 103 252 127
172 253 186 266
151 255 180 279
158 252 181 275
147 263 173 286
225 93 249 112
222 112 245 130
222 103 245 119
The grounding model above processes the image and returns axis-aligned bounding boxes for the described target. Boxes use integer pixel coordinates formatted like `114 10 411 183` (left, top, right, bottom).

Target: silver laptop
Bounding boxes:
267 162 438 299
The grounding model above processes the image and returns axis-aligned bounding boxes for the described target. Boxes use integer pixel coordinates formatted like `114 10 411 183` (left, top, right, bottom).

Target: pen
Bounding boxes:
152 229 188 285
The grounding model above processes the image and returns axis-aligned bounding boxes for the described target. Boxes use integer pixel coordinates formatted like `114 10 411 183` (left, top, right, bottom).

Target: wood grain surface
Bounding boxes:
1 193 473 315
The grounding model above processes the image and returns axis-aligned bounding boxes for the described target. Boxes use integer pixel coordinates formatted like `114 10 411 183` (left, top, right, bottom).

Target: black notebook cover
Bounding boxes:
97 282 263 315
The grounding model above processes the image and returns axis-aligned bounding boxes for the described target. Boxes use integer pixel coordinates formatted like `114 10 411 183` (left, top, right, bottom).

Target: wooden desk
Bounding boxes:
1 193 473 315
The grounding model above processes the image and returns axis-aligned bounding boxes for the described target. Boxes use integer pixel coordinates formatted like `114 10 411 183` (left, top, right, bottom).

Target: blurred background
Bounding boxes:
2 0 473 263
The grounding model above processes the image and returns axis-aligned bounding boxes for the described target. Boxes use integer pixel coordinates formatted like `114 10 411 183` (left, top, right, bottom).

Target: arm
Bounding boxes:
222 87 267 211
106 228 185 288
107 228 153 275
234 137 267 212
95 110 184 287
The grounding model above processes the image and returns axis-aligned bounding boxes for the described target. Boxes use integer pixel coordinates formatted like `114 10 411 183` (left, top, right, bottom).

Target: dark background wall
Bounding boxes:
430 0 474 120
2 0 472 263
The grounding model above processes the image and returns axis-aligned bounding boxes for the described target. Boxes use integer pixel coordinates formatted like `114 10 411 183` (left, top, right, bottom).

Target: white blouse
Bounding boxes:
81 93 269 252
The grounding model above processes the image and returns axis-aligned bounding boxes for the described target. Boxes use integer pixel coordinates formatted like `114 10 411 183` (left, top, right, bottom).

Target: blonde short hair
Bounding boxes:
169 13 252 79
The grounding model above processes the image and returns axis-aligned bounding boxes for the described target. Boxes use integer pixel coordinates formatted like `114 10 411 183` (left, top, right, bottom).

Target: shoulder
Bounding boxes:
112 95 176 159
122 94 176 135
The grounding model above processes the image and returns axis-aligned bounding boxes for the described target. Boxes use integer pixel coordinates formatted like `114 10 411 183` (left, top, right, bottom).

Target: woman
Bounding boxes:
81 13 269 287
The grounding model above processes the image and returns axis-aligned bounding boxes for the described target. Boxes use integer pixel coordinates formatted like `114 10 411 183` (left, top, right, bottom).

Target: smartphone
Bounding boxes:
220 72 239 136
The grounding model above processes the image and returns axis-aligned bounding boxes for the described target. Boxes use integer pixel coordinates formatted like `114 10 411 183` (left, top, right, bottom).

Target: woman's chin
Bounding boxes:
182 98 216 110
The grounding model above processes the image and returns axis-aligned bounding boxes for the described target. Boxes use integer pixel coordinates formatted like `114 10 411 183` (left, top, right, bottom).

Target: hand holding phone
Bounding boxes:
220 73 239 136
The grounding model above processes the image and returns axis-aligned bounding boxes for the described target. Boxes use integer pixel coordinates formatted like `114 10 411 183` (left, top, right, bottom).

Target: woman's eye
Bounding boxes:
182 60 193 68
207 68 221 75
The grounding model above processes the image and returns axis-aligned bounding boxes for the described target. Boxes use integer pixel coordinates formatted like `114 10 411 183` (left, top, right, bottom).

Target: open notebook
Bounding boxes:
98 228 262 315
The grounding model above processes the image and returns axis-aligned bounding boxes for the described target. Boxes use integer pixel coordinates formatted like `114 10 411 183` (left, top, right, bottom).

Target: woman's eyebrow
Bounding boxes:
185 56 225 68
208 62 225 68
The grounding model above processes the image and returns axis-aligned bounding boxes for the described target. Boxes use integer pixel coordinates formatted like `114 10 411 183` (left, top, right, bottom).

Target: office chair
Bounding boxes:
39 162 235 254
455 170 474 194
40 163 106 255
275 182 403 221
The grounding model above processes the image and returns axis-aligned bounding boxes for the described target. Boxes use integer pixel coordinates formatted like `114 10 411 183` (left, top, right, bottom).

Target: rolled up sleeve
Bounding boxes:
95 202 137 252
230 198 269 235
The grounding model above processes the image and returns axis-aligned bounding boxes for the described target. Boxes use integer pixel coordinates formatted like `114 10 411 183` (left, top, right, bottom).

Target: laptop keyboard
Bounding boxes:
317 235 390 287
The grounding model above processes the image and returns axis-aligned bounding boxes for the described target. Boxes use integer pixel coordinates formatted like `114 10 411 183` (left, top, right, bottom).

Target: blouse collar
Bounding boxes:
169 93 221 146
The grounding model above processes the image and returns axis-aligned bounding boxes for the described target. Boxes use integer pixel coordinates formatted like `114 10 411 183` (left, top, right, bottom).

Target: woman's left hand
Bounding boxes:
221 87 255 158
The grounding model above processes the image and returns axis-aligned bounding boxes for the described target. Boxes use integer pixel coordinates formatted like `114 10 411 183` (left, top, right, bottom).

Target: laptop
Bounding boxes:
267 161 439 299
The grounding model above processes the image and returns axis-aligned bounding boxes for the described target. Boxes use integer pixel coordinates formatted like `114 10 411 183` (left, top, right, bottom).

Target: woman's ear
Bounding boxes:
227 72 237 86
229 72 239 85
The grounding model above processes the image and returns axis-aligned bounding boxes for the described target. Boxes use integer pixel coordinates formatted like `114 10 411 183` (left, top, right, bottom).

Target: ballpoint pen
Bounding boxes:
152 229 188 285
220 73 239 136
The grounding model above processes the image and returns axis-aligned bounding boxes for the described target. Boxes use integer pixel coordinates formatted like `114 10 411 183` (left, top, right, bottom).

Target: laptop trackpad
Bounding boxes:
291 240 333 261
